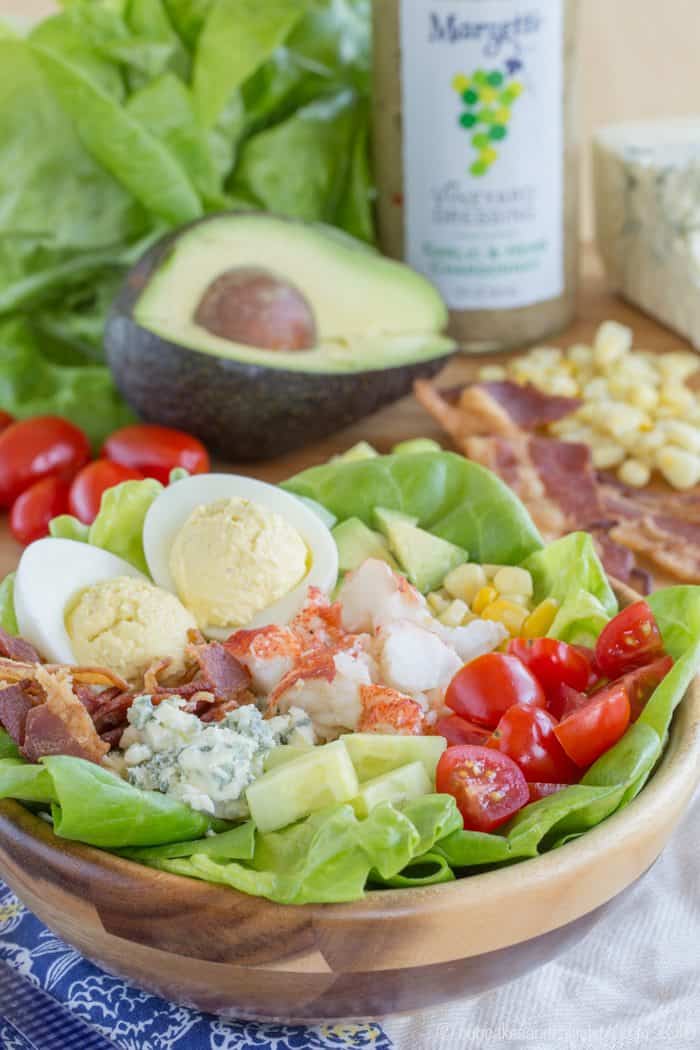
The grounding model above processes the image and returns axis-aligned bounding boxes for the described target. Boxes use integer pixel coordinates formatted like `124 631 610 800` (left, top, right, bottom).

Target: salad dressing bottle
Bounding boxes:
372 0 580 352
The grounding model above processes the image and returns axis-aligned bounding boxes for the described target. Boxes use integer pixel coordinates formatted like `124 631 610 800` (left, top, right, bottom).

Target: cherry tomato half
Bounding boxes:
618 655 674 721
445 652 546 730
68 459 144 525
594 601 664 678
507 637 592 706
0 411 14 433
548 682 590 723
0 416 90 508
435 744 529 832
487 705 579 784
103 424 210 485
527 782 569 803
10 476 71 546
554 681 631 768
434 714 490 748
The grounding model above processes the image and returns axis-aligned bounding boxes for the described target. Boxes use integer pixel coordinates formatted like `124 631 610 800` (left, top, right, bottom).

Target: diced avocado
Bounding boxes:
351 761 432 818
391 438 442 455
106 214 455 461
332 518 398 573
246 740 359 833
293 495 337 529
263 745 313 772
334 441 379 463
386 520 468 593
373 505 419 537
341 733 446 783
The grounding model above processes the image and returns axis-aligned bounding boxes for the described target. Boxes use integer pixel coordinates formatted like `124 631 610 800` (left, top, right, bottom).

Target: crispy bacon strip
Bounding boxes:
0 682 35 746
0 628 40 665
21 667 109 765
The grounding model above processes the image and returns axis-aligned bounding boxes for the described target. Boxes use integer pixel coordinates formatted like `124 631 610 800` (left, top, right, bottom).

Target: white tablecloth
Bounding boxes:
385 790 700 1050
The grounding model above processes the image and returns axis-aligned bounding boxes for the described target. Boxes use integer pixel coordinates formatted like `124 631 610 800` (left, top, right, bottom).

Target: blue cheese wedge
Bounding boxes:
594 119 700 349
121 695 314 819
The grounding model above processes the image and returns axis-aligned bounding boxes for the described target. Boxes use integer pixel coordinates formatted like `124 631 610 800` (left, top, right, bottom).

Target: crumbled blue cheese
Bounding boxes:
594 119 700 349
121 696 314 818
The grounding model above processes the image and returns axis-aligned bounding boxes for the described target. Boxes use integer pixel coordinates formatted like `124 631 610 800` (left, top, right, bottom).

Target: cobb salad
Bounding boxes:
0 446 697 906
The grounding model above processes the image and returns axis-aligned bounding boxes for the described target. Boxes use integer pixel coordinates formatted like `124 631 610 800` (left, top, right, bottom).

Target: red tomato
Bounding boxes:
10 476 71 546
508 637 592 705
594 601 664 678
68 459 144 525
0 411 13 433
618 655 674 721
0 416 90 508
103 424 210 484
554 681 631 768
487 705 579 784
445 653 546 730
528 782 569 803
434 714 490 747
548 682 590 723
436 745 529 832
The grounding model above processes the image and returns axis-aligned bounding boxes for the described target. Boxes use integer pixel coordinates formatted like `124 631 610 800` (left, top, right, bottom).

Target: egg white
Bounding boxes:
14 538 147 666
142 473 339 639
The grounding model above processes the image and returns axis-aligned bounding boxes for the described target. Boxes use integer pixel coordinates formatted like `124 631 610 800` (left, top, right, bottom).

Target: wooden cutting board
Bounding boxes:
0 246 693 586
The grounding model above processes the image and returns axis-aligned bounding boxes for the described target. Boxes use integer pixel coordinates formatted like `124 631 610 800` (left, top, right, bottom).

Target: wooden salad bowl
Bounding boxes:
0 583 698 1021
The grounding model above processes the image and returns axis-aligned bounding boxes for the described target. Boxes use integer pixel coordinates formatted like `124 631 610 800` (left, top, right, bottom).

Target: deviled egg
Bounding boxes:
142 474 338 638
14 539 196 683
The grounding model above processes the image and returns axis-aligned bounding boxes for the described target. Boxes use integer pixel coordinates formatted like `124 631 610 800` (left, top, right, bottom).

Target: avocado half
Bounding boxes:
105 213 455 460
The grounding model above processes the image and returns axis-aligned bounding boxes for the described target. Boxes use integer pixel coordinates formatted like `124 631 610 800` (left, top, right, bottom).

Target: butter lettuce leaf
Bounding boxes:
284 452 544 566
522 532 618 646
87 477 163 574
0 574 18 636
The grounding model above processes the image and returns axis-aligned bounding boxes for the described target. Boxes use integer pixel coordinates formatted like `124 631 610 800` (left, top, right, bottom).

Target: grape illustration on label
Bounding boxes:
452 68 524 176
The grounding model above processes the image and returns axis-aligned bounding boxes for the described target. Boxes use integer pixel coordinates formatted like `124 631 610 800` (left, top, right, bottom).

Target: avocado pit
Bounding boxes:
194 267 317 351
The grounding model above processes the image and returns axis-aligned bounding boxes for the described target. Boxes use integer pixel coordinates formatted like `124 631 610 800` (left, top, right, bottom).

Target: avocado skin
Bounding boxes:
105 218 454 461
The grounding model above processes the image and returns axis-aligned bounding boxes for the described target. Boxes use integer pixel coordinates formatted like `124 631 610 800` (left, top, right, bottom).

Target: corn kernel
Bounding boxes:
529 347 563 369
499 592 531 608
481 565 503 580
605 403 649 441
656 352 700 382
478 364 508 382
443 562 488 604
656 446 700 490
590 441 626 469
628 385 659 413
493 566 533 598
567 344 593 369
593 321 632 366
581 378 611 401
481 599 529 635
660 383 695 413
521 598 559 639
427 591 449 615
617 458 651 488
472 585 499 615
439 599 471 628
662 420 700 455
544 374 579 398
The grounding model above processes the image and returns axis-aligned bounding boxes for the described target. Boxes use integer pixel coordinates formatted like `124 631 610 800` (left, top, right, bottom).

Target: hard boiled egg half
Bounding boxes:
143 473 338 639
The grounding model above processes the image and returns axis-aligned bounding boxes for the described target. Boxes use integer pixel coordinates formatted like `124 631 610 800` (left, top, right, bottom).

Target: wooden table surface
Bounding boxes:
0 246 693 583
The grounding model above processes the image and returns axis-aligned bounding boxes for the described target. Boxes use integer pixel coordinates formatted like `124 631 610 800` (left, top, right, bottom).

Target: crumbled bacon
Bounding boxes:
191 641 250 703
415 378 700 587
0 682 35 746
20 667 109 765
0 628 40 665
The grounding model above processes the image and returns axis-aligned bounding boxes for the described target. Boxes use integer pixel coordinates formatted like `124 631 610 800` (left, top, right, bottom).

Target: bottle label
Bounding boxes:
399 0 565 310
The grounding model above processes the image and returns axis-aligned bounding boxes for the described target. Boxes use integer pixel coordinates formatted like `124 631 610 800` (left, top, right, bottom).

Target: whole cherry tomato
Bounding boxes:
103 424 209 484
487 705 579 784
507 637 592 706
10 476 71 546
617 655 674 721
445 652 546 730
554 681 631 768
594 601 664 678
435 745 529 832
434 713 490 748
0 411 14 433
68 459 144 525
0 416 90 508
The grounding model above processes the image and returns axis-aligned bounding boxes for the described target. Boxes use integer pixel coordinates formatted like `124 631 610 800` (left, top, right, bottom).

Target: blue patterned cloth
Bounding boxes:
0 881 393 1050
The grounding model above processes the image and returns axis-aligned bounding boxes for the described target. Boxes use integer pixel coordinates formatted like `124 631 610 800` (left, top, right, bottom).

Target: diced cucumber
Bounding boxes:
263 745 312 771
391 438 442 455
332 517 398 573
341 733 446 783
246 740 359 833
351 761 432 818
373 505 419 536
385 520 468 593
